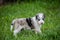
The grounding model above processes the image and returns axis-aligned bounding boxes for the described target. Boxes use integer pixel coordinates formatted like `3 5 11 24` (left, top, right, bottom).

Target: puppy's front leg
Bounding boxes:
35 27 41 34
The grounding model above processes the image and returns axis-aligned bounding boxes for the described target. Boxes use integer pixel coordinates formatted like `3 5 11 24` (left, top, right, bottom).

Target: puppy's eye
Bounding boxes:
42 18 44 20
38 19 40 21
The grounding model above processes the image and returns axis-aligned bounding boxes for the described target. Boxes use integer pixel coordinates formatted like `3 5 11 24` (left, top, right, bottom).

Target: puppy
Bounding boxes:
10 13 45 36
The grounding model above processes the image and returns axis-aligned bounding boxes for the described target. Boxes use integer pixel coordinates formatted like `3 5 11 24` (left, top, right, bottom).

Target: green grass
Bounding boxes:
0 1 60 40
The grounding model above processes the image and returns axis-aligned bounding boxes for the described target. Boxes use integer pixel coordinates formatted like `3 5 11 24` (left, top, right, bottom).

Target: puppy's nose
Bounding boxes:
41 23 43 24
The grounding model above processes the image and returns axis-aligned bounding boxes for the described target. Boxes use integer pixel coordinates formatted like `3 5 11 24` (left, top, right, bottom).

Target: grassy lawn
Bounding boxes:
0 1 60 40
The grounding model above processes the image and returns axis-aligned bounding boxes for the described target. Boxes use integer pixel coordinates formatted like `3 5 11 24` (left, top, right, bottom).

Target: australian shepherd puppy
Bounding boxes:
10 13 45 36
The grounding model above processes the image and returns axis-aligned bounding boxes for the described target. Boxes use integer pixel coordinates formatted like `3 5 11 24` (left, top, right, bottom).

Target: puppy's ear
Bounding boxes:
36 15 38 20
36 13 39 20
44 14 45 18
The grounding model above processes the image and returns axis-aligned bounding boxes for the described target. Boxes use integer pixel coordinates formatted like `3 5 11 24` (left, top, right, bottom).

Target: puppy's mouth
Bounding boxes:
40 23 44 25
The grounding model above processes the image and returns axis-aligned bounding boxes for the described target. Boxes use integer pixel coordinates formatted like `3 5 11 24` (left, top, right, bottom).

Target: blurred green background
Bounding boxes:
0 0 60 40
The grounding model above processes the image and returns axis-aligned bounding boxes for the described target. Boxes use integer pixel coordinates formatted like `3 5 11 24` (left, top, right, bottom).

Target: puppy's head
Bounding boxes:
36 13 45 25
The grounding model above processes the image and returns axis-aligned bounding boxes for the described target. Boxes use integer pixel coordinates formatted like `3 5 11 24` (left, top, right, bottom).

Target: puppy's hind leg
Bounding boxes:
13 26 23 37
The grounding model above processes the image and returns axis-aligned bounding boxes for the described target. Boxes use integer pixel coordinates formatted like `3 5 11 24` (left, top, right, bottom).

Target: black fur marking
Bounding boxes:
26 18 34 29
26 18 32 27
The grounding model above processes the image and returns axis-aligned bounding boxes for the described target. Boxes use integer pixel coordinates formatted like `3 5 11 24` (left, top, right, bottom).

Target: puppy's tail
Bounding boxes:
10 19 16 31
10 23 14 31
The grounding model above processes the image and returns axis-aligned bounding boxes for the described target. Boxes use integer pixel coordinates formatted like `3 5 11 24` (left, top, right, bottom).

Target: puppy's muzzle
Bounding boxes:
38 20 44 25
